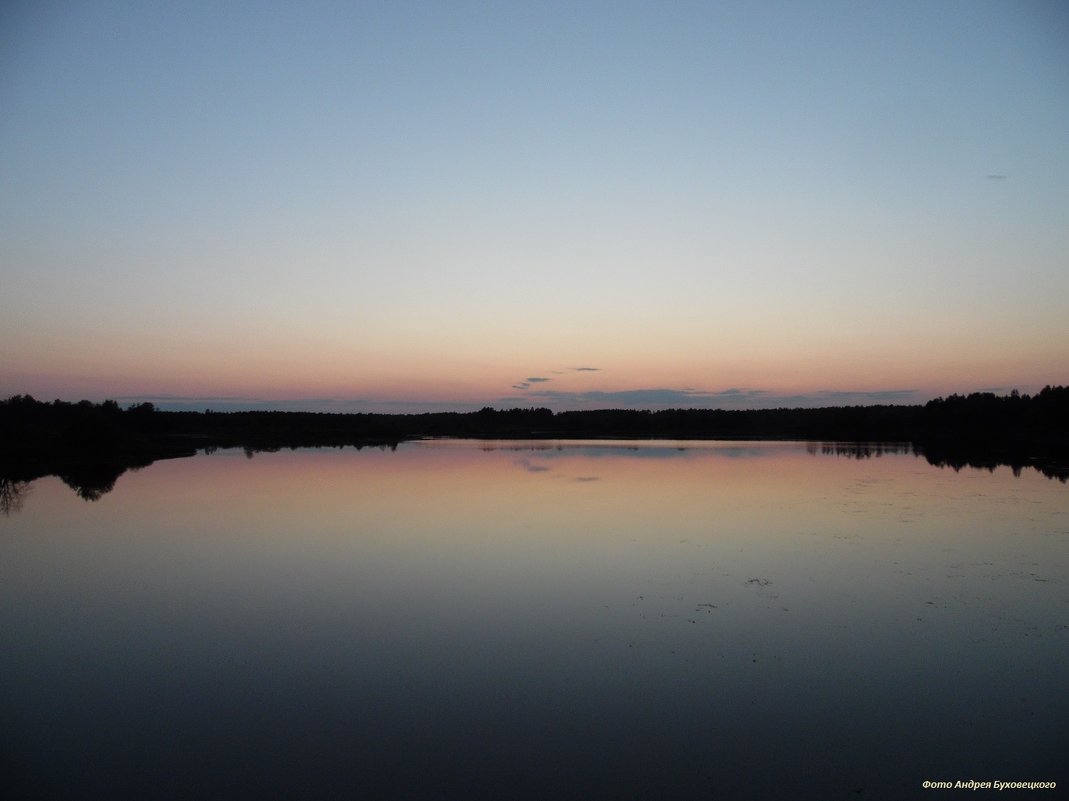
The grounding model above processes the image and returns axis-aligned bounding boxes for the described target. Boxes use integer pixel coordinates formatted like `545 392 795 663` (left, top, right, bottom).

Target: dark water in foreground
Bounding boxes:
2 441 1066 800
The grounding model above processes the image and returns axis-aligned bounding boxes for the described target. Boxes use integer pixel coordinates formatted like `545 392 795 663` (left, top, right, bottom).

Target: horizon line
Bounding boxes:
5 384 1053 415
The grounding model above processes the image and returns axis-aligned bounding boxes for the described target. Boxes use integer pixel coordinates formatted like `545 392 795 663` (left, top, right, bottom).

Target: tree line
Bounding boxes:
2 386 1066 502
3 386 1066 449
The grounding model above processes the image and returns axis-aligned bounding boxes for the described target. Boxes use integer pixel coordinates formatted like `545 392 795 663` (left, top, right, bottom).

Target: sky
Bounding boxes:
2 0 1067 412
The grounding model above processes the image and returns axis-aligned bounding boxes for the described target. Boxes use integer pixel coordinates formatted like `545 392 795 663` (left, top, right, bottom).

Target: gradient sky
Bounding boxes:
2 0 1067 412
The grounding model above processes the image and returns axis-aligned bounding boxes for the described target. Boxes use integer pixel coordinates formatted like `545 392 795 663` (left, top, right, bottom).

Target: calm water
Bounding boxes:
2 441 1066 800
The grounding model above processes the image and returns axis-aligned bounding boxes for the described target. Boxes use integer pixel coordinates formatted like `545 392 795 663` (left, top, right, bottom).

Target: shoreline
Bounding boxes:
3 389 1067 501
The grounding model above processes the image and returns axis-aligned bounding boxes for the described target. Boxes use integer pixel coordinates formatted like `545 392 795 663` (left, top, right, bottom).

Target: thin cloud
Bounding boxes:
130 396 491 414
721 388 768 398
985 174 1007 180
502 386 924 410
125 387 924 415
762 389 920 407
524 388 769 406
116 394 260 403
808 389 918 404
508 366 599 395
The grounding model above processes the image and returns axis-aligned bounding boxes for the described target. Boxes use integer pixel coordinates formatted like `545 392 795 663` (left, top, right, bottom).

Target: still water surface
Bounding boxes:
2 441 1066 799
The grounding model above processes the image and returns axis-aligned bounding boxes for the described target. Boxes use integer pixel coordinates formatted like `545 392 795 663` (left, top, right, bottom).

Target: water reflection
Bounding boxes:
807 441 913 458
2 442 1066 800
1 438 1065 506
0 477 30 515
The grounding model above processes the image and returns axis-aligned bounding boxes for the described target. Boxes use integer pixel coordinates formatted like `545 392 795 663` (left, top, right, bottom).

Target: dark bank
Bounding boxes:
2 386 1068 502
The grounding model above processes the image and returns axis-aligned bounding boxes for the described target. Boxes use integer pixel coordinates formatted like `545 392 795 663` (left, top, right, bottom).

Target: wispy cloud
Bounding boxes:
122 396 490 414
511 365 600 392
498 387 923 410
122 387 925 415
116 394 256 403
805 389 919 404
518 388 767 407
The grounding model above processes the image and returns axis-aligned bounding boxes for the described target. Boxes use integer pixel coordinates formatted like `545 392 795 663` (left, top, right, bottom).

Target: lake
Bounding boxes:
2 440 1066 800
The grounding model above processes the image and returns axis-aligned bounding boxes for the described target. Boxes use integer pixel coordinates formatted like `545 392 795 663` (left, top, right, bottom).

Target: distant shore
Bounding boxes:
2 387 1067 503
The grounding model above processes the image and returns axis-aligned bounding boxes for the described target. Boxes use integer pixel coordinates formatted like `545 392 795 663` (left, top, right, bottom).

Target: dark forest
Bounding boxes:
3 386 1067 502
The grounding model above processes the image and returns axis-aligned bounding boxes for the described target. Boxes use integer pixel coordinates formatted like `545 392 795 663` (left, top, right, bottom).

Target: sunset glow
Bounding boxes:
2 1 1067 410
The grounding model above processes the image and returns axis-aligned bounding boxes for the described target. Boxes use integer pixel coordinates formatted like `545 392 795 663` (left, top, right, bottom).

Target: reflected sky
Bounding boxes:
2 442 1066 799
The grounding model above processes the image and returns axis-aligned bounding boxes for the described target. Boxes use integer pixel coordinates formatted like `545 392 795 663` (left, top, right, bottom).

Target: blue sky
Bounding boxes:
2 1 1067 411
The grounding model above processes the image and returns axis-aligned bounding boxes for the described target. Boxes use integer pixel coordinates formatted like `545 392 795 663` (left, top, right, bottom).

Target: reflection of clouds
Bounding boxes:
512 454 603 483
514 457 551 473
480 442 774 460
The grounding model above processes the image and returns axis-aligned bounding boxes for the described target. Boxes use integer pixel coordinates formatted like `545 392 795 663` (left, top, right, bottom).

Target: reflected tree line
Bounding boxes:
2 386 1066 506
1 477 30 515
806 442 914 459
